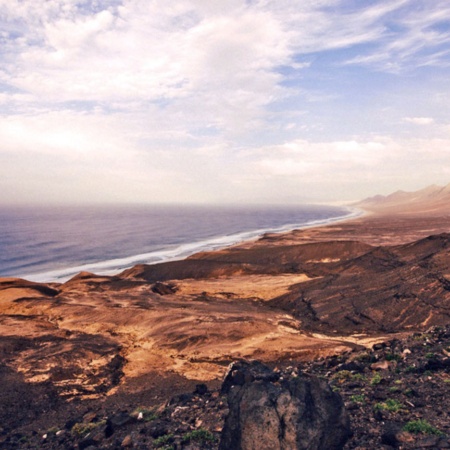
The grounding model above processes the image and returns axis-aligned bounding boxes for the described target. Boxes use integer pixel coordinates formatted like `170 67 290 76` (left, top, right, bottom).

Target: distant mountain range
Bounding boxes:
355 183 450 214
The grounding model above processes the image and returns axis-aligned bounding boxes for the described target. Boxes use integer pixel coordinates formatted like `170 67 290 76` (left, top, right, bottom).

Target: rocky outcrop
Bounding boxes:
219 361 351 450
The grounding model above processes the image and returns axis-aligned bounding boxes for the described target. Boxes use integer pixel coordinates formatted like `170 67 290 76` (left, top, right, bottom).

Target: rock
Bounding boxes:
381 423 414 447
79 436 97 450
83 411 98 423
338 361 364 372
151 282 176 295
370 360 390 370
219 363 351 450
194 383 208 395
415 435 441 448
146 420 170 438
373 343 387 351
221 360 280 394
121 434 133 447
109 412 135 429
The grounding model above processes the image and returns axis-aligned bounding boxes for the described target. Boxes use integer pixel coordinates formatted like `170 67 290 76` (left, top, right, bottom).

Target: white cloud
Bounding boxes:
1 1 450 204
403 117 435 125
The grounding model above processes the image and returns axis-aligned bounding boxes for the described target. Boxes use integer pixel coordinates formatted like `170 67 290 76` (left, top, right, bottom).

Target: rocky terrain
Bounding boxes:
1 325 449 449
1 185 450 449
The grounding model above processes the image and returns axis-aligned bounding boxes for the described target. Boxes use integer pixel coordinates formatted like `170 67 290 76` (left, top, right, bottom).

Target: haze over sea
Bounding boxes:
0 204 357 283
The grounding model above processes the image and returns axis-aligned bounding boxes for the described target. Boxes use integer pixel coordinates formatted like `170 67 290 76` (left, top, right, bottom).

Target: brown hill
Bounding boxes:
269 233 450 334
355 182 450 215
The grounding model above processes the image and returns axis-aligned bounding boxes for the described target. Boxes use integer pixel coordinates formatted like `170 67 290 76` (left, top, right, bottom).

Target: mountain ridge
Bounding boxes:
355 182 450 214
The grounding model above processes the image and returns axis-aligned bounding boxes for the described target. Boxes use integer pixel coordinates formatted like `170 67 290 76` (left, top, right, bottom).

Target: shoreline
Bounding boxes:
14 205 363 284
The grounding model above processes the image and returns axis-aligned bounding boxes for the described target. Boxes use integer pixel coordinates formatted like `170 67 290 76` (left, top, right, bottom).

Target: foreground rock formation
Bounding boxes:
219 361 350 450
0 324 449 449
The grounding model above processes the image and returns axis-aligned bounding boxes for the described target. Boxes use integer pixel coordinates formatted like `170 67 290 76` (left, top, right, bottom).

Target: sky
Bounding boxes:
1 0 450 205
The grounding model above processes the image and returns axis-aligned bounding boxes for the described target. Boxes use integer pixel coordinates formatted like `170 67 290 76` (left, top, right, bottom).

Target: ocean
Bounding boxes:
0 204 358 283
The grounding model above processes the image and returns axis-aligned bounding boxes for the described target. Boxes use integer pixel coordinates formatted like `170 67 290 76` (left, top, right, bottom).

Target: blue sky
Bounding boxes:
1 0 449 204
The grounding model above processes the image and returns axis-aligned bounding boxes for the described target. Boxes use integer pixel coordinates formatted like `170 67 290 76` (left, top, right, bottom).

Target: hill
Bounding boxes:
355 183 450 215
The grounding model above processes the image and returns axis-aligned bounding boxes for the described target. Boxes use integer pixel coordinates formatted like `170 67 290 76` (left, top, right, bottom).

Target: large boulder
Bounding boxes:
219 362 351 450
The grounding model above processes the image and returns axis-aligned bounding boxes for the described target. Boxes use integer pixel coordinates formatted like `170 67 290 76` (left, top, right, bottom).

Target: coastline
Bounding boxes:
1 204 450 448
16 205 362 283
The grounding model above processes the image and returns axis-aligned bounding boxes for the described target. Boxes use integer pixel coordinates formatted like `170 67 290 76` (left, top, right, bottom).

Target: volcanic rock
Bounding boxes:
219 363 351 450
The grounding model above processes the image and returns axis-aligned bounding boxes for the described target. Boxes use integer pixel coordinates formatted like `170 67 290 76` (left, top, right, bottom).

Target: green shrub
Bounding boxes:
350 394 365 403
370 373 382 385
182 429 215 444
403 420 443 436
374 399 403 412
71 420 106 436
153 434 174 448
332 370 352 381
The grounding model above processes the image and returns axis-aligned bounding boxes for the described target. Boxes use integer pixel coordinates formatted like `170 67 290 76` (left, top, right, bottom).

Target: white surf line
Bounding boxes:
18 207 363 283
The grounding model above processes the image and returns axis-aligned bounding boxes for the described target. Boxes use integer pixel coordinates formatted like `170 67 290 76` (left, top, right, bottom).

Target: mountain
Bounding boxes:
355 182 450 215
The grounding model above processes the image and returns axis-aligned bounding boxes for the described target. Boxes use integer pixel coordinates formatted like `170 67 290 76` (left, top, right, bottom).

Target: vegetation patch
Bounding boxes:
182 428 216 444
374 399 403 413
153 433 175 448
350 394 365 404
370 373 382 385
403 420 443 436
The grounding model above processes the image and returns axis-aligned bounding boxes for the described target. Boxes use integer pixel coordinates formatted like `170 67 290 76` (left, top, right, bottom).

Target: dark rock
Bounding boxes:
194 383 208 395
65 418 78 430
220 365 351 450
109 412 135 429
373 343 387 351
338 361 364 372
79 436 97 450
420 357 450 372
104 420 114 438
373 388 387 400
146 420 170 438
151 282 176 295
416 435 441 448
381 422 414 447
169 393 193 405
221 360 280 394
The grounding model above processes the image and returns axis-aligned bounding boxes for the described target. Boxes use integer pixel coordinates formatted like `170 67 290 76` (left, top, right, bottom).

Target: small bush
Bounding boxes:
182 429 215 444
154 434 174 448
389 386 401 393
350 394 365 403
385 353 402 362
71 420 105 436
374 399 403 412
332 370 352 381
403 420 443 436
370 373 382 385
351 373 367 381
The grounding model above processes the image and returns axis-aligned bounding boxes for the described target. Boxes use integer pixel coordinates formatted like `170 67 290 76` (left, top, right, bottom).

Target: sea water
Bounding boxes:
0 204 358 282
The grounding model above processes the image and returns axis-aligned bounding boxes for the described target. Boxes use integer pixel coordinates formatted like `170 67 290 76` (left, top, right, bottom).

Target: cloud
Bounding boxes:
344 1 450 71
1 1 450 205
403 117 435 125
